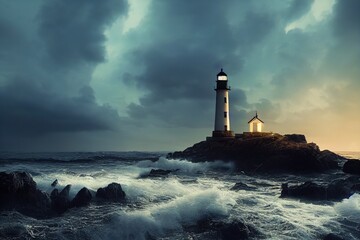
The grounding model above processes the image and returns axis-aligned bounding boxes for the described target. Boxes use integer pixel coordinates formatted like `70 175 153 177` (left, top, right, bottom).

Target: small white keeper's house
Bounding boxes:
248 112 264 133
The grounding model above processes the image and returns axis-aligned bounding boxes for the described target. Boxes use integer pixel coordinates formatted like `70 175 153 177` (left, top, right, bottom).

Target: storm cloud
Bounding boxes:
0 0 359 151
0 0 128 150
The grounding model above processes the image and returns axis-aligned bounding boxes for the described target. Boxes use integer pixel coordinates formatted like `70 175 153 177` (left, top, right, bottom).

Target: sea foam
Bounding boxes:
96 188 237 240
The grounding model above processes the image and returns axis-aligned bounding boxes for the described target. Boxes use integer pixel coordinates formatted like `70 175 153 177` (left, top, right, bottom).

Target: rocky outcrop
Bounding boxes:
323 233 344 240
96 183 126 202
230 182 256 191
71 187 92 207
281 176 360 201
284 134 307 143
51 179 58 187
148 169 172 177
168 133 345 173
50 185 72 213
140 168 180 178
0 171 128 218
187 218 259 240
0 171 51 218
219 221 250 240
343 159 360 175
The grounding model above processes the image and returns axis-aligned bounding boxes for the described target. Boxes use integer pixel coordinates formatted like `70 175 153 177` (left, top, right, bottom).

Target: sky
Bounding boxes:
0 0 359 152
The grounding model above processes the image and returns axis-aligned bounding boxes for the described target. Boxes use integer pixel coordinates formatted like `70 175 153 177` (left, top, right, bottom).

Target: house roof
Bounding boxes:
248 112 264 123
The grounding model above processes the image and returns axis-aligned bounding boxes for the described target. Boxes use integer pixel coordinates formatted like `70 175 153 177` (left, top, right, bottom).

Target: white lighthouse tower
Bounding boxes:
212 69 234 138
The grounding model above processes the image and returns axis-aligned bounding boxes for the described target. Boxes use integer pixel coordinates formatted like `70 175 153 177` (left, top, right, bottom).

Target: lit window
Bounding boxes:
218 76 227 81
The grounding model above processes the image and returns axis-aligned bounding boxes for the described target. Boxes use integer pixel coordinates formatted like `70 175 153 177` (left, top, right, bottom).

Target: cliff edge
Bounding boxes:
167 133 346 173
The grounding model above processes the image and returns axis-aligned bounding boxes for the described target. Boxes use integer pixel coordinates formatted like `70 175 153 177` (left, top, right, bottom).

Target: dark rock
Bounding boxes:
343 160 360 175
148 169 173 177
327 176 360 200
281 181 327 201
51 179 58 187
71 187 92 207
281 177 360 201
284 134 307 143
168 133 342 173
219 221 250 240
0 171 51 218
0 171 37 194
145 232 156 240
230 182 256 191
96 183 125 202
323 233 344 240
351 183 360 191
51 185 72 213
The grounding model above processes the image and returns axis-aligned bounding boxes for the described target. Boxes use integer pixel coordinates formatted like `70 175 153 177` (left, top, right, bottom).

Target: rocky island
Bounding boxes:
168 133 346 173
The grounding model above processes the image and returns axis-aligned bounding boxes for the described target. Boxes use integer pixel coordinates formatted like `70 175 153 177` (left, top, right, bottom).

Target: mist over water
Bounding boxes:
0 152 359 239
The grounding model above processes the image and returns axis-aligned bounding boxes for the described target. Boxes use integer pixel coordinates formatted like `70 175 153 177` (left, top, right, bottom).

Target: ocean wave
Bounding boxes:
0 152 162 164
334 193 360 222
136 157 234 173
93 188 237 240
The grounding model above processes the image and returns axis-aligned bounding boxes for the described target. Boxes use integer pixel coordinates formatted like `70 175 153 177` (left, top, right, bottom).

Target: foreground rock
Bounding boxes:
148 169 172 177
140 168 180 178
50 185 72 214
343 159 360 175
281 176 360 201
71 187 92 207
219 221 251 240
0 172 51 218
0 171 127 218
168 133 345 173
323 233 344 240
230 182 256 191
96 183 126 202
187 218 259 240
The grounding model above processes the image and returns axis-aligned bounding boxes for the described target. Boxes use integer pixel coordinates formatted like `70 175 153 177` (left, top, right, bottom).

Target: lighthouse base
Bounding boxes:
211 131 235 138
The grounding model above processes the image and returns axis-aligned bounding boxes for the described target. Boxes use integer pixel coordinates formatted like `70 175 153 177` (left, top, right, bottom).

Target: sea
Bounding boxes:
0 151 359 240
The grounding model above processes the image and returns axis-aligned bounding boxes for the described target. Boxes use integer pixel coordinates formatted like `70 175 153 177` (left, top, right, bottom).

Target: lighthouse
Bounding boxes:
212 69 234 138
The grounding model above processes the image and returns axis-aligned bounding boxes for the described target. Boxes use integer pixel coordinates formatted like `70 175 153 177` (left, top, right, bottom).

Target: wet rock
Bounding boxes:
148 169 173 177
96 183 125 202
327 176 360 200
51 179 58 187
323 233 344 240
168 133 343 173
281 181 327 201
0 171 51 218
219 221 250 240
230 182 256 191
0 171 37 194
343 160 360 175
281 177 360 201
141 169 179 178
51 185 71 213
71 187 92 207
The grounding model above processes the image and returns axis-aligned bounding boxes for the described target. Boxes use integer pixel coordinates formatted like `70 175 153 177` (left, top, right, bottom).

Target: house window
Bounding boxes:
224 97 227 103
224 112 227 118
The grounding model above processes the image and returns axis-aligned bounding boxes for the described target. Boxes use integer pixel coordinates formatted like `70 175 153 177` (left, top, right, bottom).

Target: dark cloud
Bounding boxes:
125 0 279 129
38 0 128 66
324 0 360 83
332 0 360 39
0 80 118 136
1 0 359 151
0 0 128 150
285 0 314 22
231 88 249 108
